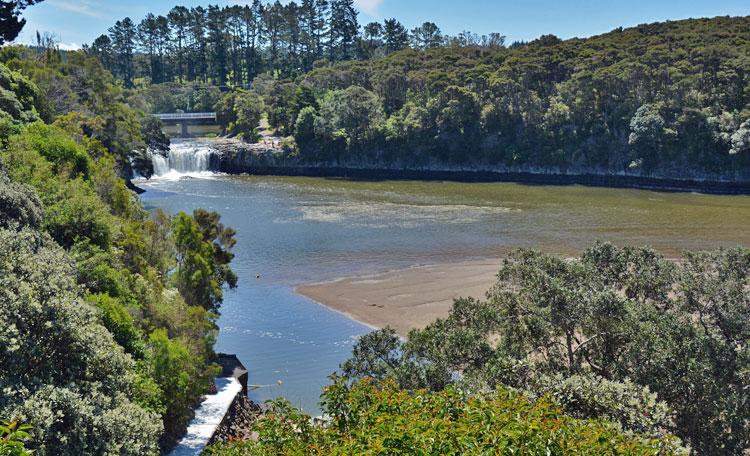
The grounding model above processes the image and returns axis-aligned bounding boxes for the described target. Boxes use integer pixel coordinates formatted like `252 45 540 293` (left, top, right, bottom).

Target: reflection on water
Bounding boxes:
139 171 750 414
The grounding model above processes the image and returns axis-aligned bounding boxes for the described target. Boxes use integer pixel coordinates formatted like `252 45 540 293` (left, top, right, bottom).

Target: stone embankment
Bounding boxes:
208 354 266 444
169 354 264 455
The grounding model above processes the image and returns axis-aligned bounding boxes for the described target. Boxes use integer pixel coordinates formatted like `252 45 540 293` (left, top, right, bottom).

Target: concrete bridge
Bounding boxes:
155 112 217 136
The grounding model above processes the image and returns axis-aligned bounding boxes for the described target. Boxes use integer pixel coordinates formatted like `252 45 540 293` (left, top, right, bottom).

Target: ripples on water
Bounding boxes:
138 141 750 414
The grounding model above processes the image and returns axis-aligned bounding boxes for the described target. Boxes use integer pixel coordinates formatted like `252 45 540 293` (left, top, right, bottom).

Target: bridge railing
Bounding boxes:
155 112 217 121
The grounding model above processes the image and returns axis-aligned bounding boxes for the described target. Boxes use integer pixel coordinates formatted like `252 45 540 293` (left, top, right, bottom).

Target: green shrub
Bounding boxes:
86 293 145 358
44 179 113 249
0 227 161 455
0 420 33 456
207 377 684 455
16 122 89 178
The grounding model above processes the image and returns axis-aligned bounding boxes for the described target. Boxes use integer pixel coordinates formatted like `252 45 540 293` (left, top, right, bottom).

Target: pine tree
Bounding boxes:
329 0 358 61
138 14 170 84
242 1 264 82
225 5 245 86
313 0 330 60
0 0 43 44
361 21 383 58
299 0 316 70
108 17 137 87
283 1 302 73
207 5 228 85
411 22 442 49
90 34 115 74
168 6 191 82
189 7 208 82
383 18 408 54
264 1 285 71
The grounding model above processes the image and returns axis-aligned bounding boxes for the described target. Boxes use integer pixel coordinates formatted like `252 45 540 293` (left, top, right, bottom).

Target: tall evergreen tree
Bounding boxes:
207 5 228 85
283 1 303 73
168 6 191 82
329 0 358 61
225 5 245 86
108 17 137 87
90 34 115 74
138 13 170 84
313 0 330 60
411 22 442 49
189 7 208 82
361 21 383 58
264 1 285 71
383 18 408 54
299 0 317 70
242 1 264 81
0 0 44 44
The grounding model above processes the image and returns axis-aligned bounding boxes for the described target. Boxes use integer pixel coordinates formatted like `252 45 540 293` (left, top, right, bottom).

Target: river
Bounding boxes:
138 140 750 414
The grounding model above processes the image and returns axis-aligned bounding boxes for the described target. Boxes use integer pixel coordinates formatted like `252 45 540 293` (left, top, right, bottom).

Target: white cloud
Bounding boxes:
50 0 104 19
354 0 384 16
58 42 82 51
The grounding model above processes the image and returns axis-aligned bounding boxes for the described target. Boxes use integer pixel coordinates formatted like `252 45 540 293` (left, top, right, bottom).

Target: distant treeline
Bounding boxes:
208 16 750 181
90 11 750 182
90 0 506 87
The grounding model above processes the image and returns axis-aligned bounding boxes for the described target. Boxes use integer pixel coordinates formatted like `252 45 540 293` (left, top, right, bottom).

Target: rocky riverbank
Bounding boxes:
207 138 750 195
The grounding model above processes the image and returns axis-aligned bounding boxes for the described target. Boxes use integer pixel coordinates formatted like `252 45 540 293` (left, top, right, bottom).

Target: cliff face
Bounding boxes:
209 140 750 195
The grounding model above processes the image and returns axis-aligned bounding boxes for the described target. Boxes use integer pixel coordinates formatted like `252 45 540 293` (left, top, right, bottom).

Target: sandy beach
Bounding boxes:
296 259 502 336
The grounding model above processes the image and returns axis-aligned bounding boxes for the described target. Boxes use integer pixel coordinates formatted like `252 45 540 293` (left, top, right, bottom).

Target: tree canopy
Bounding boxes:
340 243 750 454
207 377 683 455
0 1 44 45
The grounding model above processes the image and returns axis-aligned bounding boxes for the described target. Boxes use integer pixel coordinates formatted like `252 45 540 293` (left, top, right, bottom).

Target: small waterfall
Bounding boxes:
151 141 217 179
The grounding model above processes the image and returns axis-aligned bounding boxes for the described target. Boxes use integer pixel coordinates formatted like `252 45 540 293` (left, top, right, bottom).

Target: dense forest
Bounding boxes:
93 5 750 182
222 16 750 181
0 43 238 454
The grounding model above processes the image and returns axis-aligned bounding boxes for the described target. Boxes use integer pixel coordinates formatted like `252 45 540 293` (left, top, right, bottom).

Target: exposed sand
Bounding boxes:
296 259 502 336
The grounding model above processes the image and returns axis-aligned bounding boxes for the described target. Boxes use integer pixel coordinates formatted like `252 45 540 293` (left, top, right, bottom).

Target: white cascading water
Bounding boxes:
151 141 217 180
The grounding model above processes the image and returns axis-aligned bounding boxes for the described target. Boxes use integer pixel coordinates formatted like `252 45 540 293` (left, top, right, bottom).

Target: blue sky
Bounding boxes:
17 0 750 50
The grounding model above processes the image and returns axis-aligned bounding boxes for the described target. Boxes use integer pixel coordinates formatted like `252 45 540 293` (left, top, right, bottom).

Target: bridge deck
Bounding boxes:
156 112 217 121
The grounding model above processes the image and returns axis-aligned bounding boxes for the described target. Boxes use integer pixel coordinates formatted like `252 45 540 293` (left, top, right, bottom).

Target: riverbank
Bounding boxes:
296 258 502 336
207 139 750 195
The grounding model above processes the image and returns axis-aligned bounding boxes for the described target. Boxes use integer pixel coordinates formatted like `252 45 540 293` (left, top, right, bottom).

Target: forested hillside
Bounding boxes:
236 16 750 181
92 3 750 182
0 45 237 454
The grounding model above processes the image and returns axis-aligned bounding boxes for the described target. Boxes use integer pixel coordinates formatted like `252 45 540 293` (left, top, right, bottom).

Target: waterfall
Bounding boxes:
151 141 217 179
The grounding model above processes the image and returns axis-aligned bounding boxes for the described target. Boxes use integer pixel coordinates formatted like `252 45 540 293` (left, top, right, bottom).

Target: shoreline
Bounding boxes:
206 139 750 196
295 258 503 337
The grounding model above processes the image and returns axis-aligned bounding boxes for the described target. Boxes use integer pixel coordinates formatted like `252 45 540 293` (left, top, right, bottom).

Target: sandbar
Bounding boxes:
296 259 501 336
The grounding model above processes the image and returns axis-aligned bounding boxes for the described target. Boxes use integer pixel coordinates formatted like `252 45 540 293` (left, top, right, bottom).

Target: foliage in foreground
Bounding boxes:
342 243 750 454
0 420 33 456
0 50 237 453
207 377 683 455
